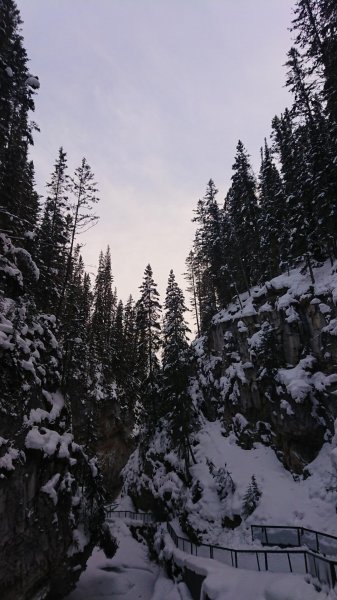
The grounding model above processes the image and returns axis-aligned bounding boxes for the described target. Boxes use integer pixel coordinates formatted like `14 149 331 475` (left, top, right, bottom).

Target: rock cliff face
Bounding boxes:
0 235 104 600
68 381 136 499
121 261 337 549
95 402 136 497
203 261 337 472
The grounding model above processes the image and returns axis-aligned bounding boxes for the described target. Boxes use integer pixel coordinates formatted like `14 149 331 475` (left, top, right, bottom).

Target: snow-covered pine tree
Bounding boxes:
258 140 287 280
225 141 260 291
123 294 137 377
184 250 201 336
0 0 40 243
191 180 228 329
37 147 70 312
162 270 196 468
110 299 124 381
292 0 337 126
90 246 115 374
271 109 314 266
61 245 92 388
242 475 262 518
289 4 337 261
135 264 161 427
58 158 99 315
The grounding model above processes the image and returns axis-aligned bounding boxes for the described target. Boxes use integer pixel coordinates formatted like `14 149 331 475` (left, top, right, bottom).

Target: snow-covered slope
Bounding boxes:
121 260 337 599
123 259 337 543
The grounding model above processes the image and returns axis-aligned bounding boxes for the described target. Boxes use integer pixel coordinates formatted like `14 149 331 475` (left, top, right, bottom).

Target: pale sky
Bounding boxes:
18 0 294 307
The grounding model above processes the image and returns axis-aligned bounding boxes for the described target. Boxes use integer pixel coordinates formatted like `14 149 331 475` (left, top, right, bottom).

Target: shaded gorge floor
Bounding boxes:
65 518 191 600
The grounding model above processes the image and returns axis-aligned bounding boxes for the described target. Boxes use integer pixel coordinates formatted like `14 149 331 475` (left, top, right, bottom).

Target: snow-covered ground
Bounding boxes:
65 506 337 600
185 419 337 549
160 529 337 600
65 517 191 600
213 259 337 326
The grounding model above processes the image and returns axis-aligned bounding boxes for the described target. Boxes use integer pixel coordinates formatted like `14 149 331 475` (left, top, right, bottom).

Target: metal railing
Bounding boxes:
105 508 337 588
251 524 337 557
105 508 156 524
167 522 337 588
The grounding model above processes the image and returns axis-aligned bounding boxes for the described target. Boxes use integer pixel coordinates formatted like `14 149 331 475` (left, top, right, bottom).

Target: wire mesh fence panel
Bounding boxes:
236 552 260 571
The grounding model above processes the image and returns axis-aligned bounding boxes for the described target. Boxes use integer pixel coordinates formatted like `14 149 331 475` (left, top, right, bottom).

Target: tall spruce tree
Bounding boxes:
225 141 260 290
37 147 70 312
288 2 337 259
258 140 287 279
162 270 196 468
58 158 99 316
90 246 115 373
191 180 231 330
292 0 337 125
61 246 92 389
136 264 161 427
0 0 40 241
184 250 201 336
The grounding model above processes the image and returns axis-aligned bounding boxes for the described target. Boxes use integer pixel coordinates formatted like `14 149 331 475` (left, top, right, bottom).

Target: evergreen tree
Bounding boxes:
288 3 337 260
90 246 115 373
37 147 70 312
242 475 262 518
60 246 92 389
123 295 137 376
110 299 124 381
184 250 201 336
162 270 195 468
191 180 232 330
58 158 99 315
136 264 161 427
292 0 337 125
225 141 260 290
162 270 191 401
271 110 316 264
258 140 287 279
0 0 40 241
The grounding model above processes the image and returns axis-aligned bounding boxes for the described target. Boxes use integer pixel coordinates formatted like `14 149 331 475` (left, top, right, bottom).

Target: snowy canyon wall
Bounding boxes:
203 261 337 472
0 236 104 600
68 382 136 498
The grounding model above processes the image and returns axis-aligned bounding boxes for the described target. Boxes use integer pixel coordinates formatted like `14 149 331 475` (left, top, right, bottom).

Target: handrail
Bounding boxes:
251 524 337 556
167 522 337 589
105 509 156 523
105 509 337 588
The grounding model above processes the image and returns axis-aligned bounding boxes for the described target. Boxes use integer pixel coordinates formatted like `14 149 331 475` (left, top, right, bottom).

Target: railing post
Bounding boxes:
316 532 319 553
256 553 260 571
234 551 238 568
287 552 292 572
210 546 213 559
297 528 301 546
264 527 269 545
264 552 268 571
